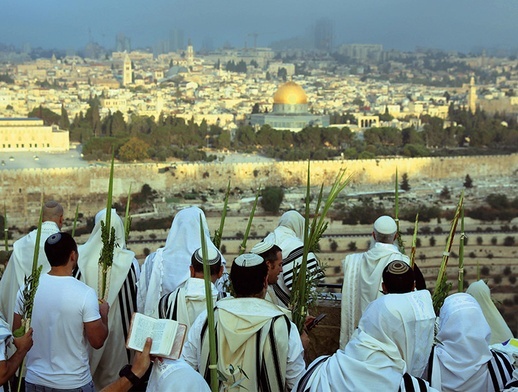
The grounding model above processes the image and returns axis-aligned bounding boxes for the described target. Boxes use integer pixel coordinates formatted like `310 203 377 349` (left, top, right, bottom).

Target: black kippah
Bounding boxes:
383 260 415 294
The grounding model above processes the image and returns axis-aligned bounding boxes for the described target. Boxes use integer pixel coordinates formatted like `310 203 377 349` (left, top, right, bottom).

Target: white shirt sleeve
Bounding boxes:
82 287 101 323
181 310 207 371
0 340 6 362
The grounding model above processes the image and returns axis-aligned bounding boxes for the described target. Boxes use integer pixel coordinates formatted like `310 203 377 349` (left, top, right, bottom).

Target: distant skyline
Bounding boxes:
2 0 517 53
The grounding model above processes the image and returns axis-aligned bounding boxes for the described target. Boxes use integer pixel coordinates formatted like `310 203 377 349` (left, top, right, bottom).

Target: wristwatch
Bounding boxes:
119 364 141 385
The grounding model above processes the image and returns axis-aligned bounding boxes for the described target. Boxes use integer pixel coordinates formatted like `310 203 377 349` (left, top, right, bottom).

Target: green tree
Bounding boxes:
59 104 70 130
401 173 411 191
378 107 394 122
85 99 101 137
28 105 60 125
463 174 473 188
260 186 284 214
440 186 451 200
0 73 14 84
118 137 150 161
277 67 287 82
110 111 127 137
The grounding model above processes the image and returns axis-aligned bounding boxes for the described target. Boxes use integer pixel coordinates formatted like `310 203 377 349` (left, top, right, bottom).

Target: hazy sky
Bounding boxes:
2 0 517 52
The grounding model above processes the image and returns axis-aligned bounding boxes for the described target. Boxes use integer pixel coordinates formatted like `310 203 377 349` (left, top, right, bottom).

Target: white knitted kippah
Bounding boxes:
373 215 397 234
193 246 221 265
250 240 275 255
234 253 264 267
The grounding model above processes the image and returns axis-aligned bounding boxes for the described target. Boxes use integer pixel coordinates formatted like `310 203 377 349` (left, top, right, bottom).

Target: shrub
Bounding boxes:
493 276 502 284
330 240 338 252
260 186 284 214
480 266 490 276
503 236 515 246
348 241 357 251
503 266 512 276
491 237 498 245
509 276 516 285
476 236 483 245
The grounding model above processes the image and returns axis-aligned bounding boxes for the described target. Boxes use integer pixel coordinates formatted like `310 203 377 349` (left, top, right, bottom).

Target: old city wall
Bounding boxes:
1 154 517 225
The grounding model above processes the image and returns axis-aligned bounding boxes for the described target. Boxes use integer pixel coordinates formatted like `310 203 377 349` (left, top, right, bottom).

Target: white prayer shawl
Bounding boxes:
295 290 437 392
137 207 226 318
430 293 514 392
147 358 211 392
263 211 320 308
200 298 291 392
340 242 410 347
77 209 139 389
0 221 59 329
158 277 218 333
467 280 514 345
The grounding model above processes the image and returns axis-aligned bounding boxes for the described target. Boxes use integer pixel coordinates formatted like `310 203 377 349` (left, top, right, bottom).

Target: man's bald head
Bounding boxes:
43 201 64 228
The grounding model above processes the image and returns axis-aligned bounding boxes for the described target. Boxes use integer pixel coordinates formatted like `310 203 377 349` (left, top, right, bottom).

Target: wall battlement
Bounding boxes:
1 154 517 224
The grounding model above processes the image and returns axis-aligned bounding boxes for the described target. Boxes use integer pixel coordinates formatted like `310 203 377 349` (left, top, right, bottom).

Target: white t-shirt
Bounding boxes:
15 274 100 389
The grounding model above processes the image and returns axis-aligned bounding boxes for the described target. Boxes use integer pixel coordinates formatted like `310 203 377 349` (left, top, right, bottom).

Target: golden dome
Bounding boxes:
273 81 308 105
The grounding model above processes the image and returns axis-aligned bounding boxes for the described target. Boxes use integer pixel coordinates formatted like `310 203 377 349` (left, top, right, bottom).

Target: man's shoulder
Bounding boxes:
49 275 96 295
343 252 365 263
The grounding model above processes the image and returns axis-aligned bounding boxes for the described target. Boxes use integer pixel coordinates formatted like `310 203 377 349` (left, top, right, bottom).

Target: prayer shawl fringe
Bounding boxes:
200 310 291 392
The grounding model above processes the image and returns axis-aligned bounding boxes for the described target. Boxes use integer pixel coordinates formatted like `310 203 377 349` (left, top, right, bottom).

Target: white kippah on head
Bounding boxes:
373 215 397 235
193 245 221 265
250 240 274 255
234 253 264 267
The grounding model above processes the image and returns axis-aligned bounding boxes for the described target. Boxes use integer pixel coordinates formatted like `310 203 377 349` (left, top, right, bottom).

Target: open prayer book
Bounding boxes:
126 312 187 359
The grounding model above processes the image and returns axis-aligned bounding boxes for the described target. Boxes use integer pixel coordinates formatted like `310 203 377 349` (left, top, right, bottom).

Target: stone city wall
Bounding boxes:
1 154 517 225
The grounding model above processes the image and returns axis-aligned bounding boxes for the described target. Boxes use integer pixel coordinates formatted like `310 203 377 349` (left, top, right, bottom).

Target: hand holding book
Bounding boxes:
126 313 186 359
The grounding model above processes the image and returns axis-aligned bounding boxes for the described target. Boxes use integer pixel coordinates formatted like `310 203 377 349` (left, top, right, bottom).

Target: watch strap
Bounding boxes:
119 364 141 385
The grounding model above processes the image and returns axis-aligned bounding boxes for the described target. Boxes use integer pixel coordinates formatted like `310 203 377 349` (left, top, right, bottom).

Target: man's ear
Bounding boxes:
264 275 268 289
217 266 223 279
381 282 388 294
189 265 195 277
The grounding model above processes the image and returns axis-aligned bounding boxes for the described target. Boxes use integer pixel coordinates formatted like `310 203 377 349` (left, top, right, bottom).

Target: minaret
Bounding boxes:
187 39 194 68
468 75 477 114
123 53 132 87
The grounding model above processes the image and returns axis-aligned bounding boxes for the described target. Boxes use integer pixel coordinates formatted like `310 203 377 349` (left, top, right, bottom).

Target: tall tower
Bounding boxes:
468 75 477 114
314 18 334 52
123 53 132 87
186 39 194 68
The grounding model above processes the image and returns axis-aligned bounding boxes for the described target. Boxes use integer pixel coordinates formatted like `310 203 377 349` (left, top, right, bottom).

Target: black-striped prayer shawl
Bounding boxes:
274 245 322 308
75 261 138 362
426 346 514 392
199 308 291 392
159 288 228 321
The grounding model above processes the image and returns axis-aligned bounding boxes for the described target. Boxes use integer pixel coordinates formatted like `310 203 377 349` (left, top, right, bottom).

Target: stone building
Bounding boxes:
250 81 330 132
0 118 69 152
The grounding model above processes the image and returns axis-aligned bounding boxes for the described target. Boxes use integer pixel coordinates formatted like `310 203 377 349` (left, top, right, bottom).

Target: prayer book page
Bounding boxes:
126 312 186 359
